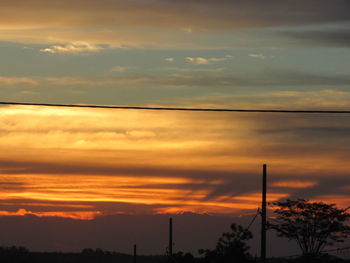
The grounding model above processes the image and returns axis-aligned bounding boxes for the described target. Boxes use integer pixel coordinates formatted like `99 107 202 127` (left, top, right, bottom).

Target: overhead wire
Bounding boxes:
246 208 260 230
1 101 350 114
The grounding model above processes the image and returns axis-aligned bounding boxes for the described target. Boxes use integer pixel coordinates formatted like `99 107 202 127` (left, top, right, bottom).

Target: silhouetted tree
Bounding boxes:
269 199 350 257
199 223 253 263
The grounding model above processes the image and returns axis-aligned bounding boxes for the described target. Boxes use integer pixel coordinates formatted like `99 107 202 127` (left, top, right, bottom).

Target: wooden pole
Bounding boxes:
169 217 173 257
133 244 137 263
261 164 267 262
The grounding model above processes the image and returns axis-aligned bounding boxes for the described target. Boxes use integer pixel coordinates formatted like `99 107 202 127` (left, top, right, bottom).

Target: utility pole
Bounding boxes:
133 244 137 263
169 217 173 257
261 164 267 263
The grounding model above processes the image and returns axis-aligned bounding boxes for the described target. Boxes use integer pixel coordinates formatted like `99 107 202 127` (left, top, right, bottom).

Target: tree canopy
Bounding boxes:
269 199 350 256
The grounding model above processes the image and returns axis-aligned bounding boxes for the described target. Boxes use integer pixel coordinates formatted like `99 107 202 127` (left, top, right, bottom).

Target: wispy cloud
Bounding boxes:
0 76 38 86
42 70 350 88
110 66 132 73
40 42 104 54
165 57 175 63
271 180 318 189
186 55 232 65
175 89 350 111
248 53 266 59
183 28 193 34
161 67 226 73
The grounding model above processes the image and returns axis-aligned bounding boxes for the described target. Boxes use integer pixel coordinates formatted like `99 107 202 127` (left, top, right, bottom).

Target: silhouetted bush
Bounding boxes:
199 223 253 263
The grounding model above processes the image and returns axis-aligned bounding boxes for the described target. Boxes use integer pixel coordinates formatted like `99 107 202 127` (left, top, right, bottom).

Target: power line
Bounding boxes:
1 101 350 114
246 208 260 230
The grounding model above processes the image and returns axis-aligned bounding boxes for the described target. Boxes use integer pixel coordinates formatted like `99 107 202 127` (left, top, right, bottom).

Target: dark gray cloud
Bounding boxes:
283 29 350 47
263 70 350 88
287 176 350 200
2 0 350 29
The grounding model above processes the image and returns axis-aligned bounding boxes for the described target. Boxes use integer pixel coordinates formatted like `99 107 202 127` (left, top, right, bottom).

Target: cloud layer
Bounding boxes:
2 0 349 29
0 105 349 220
0 0 349 46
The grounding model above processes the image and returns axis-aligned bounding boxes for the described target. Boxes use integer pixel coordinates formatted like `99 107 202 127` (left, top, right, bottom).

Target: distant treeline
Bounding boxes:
0 246 165 263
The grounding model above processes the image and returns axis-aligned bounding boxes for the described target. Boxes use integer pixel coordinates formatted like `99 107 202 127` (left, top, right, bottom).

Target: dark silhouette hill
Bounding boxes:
0 213 348 258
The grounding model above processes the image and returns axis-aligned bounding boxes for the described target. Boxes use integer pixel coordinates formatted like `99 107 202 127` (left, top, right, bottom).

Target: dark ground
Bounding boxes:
0 246 349 263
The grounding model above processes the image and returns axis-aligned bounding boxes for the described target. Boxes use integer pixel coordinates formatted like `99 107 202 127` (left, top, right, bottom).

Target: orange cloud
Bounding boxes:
0 208 100 220
271 180 317 188
312 195 350 209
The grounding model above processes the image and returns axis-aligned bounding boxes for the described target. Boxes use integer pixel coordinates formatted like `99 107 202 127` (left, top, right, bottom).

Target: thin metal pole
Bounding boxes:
169 217 173 257
261 164 267 262
133 244 137 263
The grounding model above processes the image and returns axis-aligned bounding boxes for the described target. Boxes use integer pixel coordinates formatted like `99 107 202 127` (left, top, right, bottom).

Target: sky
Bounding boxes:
0 0 350 256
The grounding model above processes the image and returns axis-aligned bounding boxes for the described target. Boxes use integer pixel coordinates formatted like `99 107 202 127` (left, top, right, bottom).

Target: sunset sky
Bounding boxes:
0 0 350 255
